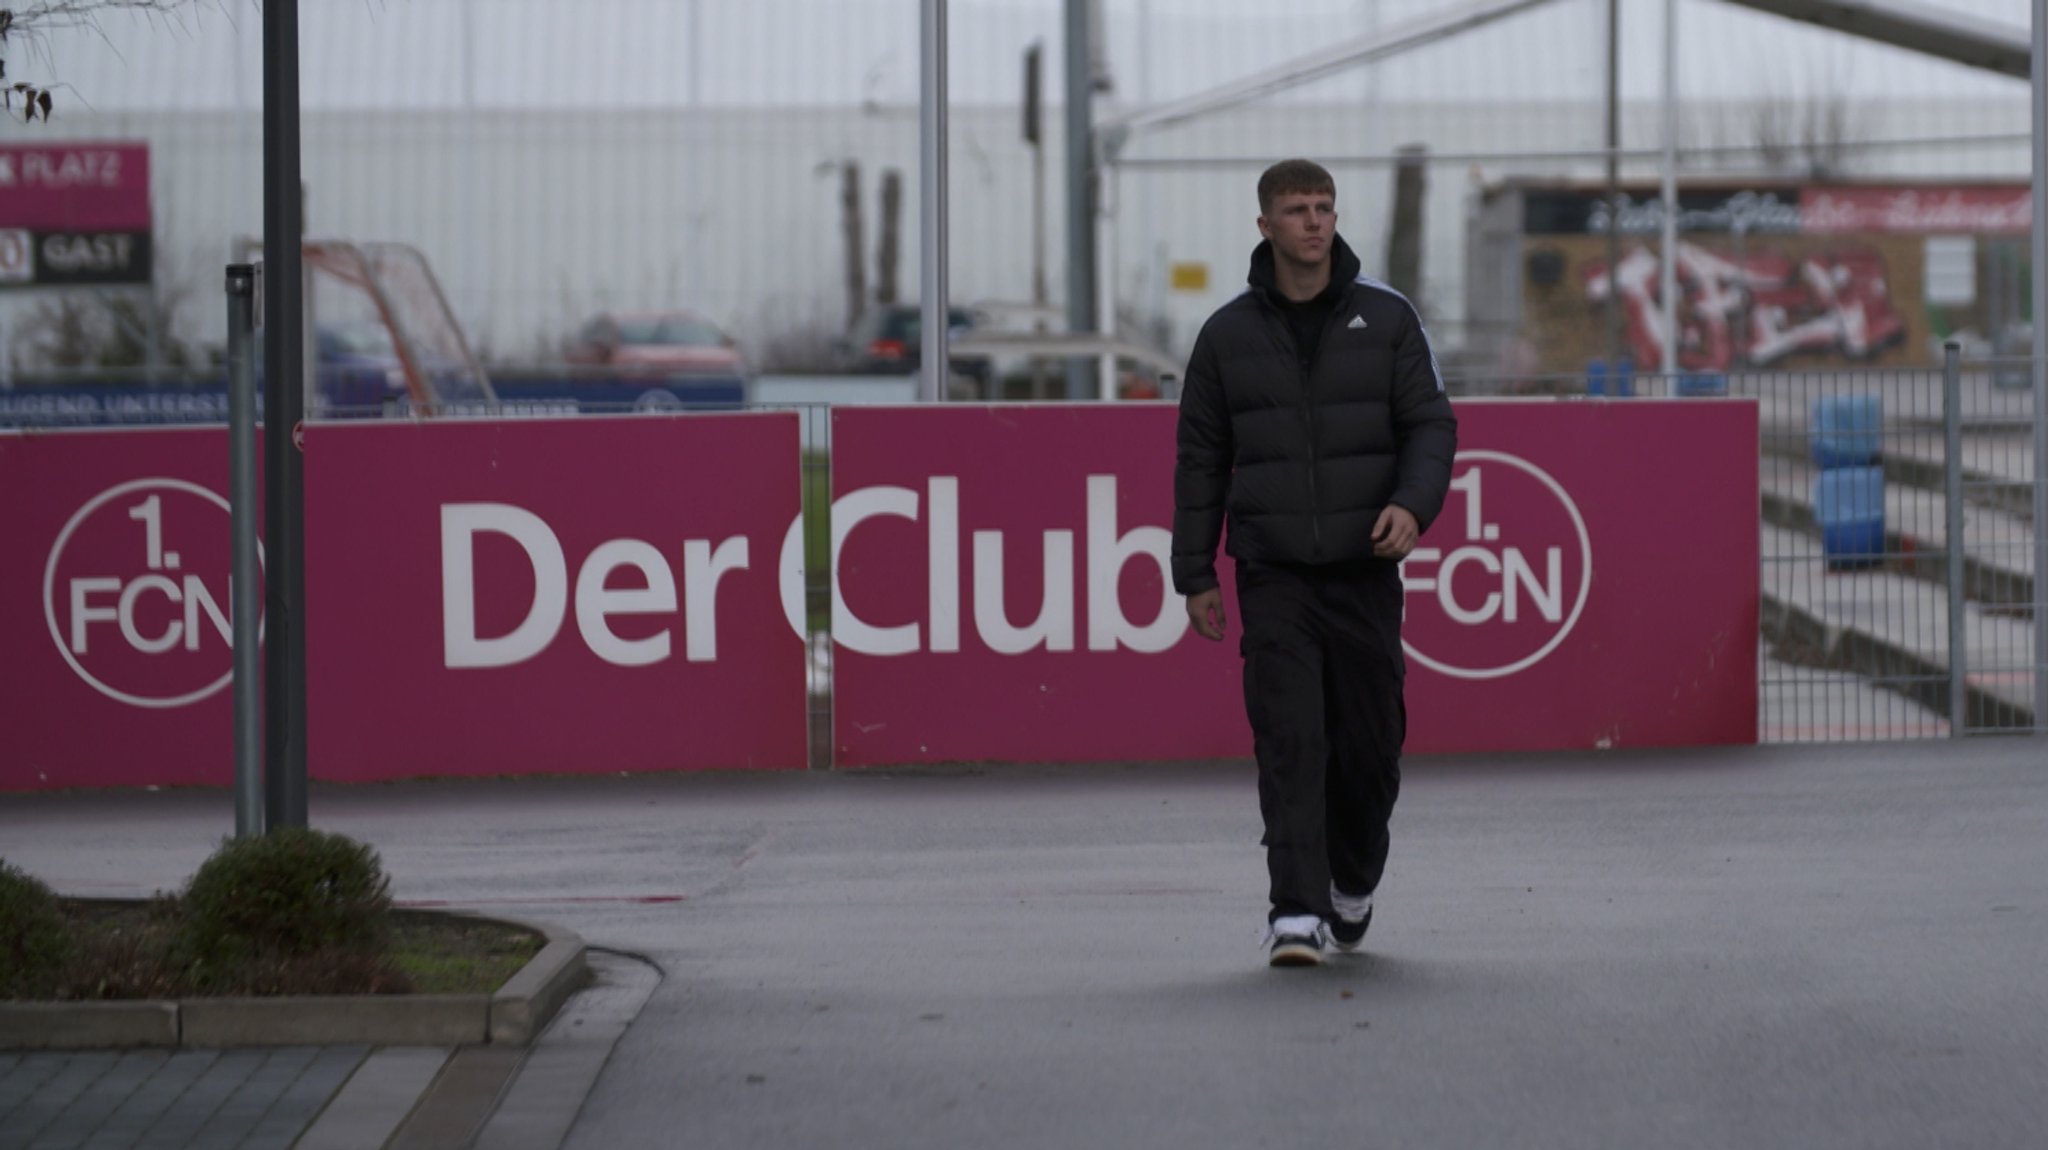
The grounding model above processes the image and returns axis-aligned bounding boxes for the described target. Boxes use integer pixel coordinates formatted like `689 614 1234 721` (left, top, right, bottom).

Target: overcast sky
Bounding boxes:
14 0 2034 115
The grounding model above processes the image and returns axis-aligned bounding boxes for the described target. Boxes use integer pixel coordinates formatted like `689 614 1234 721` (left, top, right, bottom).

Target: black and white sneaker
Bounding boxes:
1267 914 1326 967
1329 907 1373 952
1330 887 1375 953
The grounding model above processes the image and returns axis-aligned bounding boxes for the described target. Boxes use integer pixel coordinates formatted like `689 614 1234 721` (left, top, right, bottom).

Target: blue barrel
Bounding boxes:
1815 466 1886 570
1586 357 1634 397
1810 393 1882 469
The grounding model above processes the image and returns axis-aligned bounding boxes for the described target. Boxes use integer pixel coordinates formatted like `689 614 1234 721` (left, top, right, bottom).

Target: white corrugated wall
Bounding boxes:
1 0 2032 368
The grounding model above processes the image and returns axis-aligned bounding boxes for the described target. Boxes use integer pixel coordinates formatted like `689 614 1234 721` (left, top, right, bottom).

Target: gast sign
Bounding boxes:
0 141 152 288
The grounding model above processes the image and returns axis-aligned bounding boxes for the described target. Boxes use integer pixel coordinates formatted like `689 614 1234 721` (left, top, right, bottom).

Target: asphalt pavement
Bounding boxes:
4 738 2046 1148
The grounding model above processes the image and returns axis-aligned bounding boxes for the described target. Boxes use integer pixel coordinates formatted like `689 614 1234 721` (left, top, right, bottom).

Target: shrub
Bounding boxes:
0 860 79 998
176 829 395 986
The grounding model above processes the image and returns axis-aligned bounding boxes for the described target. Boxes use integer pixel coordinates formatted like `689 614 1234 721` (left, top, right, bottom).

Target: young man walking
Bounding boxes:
1171 159 1457 967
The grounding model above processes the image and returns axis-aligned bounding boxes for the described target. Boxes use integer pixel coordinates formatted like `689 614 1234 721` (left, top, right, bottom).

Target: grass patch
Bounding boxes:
388 913 545 995
7 900 543 1001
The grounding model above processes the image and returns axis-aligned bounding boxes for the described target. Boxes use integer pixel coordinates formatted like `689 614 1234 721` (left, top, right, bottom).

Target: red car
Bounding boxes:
563 311 749 376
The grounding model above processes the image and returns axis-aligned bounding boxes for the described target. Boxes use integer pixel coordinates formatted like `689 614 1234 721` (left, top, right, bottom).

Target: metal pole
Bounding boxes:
2031 0 2047 734
1658 0 1679 381
1096 162 1117 400
1944 342 1968 737
145 296 162 383
227 265 263 836
1032 57 1050 402
919 0 949 404
263 0 309 829
688 0 703 108
1065 0 1097 399
460 0 479 351
1030 44 1048 318
1603 0 1623 373
687 0 703 304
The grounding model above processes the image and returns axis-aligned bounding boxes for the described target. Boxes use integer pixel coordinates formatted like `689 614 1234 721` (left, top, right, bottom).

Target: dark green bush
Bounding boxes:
176 829 394 982
0 860 78 998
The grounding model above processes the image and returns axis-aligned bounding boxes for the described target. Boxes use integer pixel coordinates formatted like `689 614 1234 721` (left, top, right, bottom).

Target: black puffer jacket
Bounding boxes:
1172 234 1458 596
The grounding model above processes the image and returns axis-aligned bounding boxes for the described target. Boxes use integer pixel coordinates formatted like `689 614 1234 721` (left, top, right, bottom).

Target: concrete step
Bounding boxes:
1759 425 2037 524
1760 522 2037 731
1758 646 1949 742
1759 457 2036 610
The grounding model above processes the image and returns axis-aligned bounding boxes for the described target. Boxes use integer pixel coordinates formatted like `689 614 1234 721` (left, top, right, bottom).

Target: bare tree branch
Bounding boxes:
1 0 212 122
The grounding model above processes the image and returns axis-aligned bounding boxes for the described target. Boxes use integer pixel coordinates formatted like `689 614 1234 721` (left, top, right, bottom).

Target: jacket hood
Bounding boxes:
1247 233 1362 303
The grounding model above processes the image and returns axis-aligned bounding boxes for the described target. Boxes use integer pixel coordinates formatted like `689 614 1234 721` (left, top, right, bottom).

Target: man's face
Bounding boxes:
1257 189 1337 268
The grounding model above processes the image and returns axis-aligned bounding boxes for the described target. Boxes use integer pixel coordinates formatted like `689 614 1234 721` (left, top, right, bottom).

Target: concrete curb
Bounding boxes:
0 1001 178 1050
0 906 588 1051
489 935 587 1045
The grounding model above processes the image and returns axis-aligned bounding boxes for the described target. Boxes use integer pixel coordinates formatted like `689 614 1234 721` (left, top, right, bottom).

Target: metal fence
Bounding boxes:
26 361 2041 754
1740 359 2044 742
764 368 2048 753
597 366 2048 753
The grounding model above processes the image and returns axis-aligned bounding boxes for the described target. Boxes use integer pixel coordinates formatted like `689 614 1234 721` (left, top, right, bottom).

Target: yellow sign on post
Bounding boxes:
1169 262 1209 293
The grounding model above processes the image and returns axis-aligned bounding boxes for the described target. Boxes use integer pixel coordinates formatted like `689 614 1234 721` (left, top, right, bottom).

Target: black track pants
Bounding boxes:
1235 559 1406 923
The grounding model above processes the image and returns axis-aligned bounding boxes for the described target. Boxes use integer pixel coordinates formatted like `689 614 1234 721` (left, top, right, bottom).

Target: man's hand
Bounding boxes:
1372 504 1421 560
1186 588 1227 642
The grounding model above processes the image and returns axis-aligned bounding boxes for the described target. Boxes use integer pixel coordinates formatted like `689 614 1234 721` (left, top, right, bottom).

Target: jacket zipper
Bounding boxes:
1273 290 1338 559
1290 306 1325 557
1303 353 1321 557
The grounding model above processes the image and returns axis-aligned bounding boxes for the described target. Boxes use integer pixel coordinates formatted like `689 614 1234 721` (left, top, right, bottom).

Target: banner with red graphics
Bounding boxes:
303 415 806 780
1797 186 2032 235
828 399 1758 764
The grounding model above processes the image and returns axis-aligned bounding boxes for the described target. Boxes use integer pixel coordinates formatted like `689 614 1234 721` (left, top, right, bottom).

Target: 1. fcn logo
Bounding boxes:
43 478 261 708
1401 451 1592 681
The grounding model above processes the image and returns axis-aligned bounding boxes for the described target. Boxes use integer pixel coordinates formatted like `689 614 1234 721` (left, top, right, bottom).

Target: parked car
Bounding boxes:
563 311 749 376
252 320 495 415
837 303 992 390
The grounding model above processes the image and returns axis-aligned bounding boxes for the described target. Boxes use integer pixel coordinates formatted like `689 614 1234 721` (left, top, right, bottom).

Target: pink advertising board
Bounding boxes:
829 399 1758 764
829 405 1244 765
1401 399 1758 754
1 414 804 791
303 415 806 779
1 428 246 790
3 401 1756 789
0 142 150 231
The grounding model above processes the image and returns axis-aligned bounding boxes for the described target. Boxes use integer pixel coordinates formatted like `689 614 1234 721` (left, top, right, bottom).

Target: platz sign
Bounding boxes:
0 142 152 288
